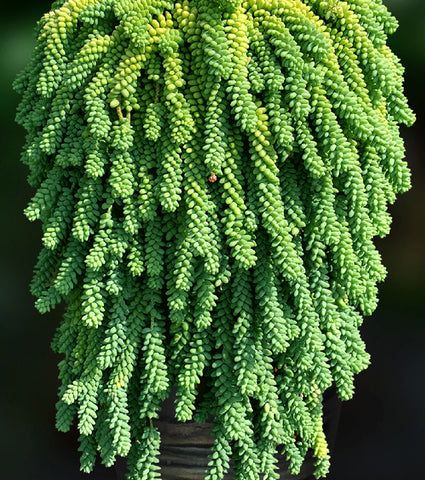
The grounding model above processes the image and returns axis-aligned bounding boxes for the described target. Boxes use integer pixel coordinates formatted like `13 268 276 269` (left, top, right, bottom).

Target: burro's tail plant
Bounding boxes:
15 0 414 478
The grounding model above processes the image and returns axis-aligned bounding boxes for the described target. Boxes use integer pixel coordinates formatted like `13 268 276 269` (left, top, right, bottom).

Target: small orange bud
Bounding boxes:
208 174 217 183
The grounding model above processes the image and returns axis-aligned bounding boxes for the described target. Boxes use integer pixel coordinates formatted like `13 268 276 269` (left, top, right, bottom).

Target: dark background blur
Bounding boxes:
0 1 423 479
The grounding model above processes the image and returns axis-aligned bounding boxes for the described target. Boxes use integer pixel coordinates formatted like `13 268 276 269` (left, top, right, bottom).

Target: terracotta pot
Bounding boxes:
115 386 341 480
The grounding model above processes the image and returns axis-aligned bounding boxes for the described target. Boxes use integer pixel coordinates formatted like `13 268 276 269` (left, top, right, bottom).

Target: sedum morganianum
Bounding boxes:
15 0 414 479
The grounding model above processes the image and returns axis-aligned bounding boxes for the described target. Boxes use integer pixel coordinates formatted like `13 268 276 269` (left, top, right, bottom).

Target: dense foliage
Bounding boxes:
15 0 414 478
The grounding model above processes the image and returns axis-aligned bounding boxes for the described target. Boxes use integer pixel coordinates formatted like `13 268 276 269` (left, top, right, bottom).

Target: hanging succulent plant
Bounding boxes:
15 0 414 479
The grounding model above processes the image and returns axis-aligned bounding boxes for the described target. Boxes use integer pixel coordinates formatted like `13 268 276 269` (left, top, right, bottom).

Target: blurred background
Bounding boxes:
0 1 423 479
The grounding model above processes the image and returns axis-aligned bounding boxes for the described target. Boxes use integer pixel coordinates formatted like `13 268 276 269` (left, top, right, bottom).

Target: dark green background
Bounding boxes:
1 1 423 479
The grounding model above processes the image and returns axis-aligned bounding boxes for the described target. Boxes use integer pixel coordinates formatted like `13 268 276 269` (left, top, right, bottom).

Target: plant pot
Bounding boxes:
115 386 341 480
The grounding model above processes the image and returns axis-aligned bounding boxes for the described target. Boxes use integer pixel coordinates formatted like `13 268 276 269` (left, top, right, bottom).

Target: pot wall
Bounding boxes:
115 386 341 480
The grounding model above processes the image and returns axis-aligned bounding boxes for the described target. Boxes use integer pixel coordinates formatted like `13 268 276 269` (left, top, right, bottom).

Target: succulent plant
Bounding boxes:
15 0 414 478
